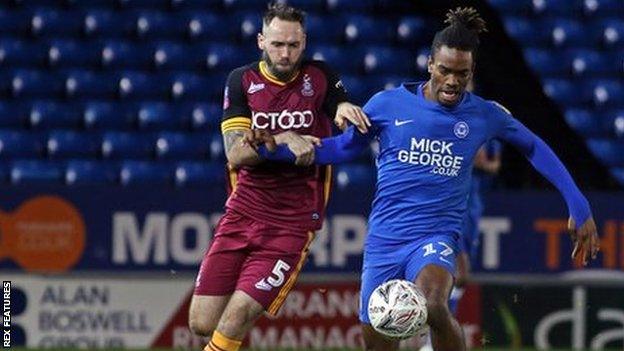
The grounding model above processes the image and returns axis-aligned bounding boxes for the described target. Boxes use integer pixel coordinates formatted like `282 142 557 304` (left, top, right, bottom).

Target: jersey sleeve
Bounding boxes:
489 101 592 228
221 67 252 135
311 60 349 119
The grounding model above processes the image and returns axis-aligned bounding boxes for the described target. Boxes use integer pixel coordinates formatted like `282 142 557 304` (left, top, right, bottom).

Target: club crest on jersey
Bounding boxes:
453 121 469 139
301 74 314 97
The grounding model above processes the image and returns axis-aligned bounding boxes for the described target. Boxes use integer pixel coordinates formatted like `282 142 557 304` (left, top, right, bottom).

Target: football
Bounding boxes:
367 279 428 339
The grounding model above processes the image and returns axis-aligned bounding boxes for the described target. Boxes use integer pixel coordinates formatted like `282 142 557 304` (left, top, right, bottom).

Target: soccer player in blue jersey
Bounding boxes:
248 7 600 351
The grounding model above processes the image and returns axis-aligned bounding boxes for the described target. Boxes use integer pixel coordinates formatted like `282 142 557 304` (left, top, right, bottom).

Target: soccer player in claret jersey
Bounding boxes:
188 3 369 351
251 7 600 351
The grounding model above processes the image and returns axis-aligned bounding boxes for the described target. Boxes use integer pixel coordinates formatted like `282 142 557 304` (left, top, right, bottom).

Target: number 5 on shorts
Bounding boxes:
267 259 291 287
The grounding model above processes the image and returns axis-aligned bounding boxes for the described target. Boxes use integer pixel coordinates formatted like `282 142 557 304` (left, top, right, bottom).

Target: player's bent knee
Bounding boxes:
188 295 230 337
189 315 215 337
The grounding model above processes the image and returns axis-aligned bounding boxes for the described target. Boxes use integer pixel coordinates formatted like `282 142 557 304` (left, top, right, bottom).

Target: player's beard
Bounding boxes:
262 51 302 82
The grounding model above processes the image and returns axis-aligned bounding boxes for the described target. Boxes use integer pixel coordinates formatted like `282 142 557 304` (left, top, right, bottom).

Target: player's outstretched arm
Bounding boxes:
502 121 600 264
254 126 370 165
334 102 371 133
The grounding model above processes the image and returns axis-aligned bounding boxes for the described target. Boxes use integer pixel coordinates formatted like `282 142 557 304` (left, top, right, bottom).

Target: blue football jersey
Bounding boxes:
362 82 521 242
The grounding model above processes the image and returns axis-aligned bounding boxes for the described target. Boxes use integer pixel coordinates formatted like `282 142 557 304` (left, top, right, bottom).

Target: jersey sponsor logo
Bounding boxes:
335 79 346 92
247 82 265 94
397 137 464 177
453 121 469 139
394 118 413 126
301 74 314 97
252 109 314 130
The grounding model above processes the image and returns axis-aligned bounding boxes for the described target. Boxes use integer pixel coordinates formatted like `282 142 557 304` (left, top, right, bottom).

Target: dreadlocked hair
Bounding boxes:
431 7 487 59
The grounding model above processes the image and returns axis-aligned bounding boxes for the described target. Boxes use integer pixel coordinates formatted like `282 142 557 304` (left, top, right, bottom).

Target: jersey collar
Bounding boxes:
259 61 300 86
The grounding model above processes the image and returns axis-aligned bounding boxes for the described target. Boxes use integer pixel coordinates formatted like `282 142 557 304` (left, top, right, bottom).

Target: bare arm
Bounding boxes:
223 129 262 168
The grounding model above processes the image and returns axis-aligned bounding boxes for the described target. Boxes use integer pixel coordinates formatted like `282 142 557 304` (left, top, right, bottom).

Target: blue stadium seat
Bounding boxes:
306 15 342 44
65 160 119 185
118 71 168 100
543 79 582 106
101 132 154 159
83 102 135 130
30 9 83 37
286 0 326 12
587 138 624 166
235 12 262 42
524 48 566 78
175 161 225 187
583 0 624 17
308 45 359 74
613 113 624 138
363 46 413 75
223 0 267 11
564 109 604 137
137 103 183 131
120 160 172 186
595 18 624 48
611 167 624 185
11 70 64 98
0 10 31 35
488 0 532 15
547 18 587 47
29 101 82 129
153 42 195 70
83 10 126 38
397 17 432 45
343 15 393 44
47 130 101 159
181 102 222 131
170 73 221 100
341 75 370 105
156 132 209 160
209 133 225 161
47 40 101 68
101 41 152 69
117 0 170 9
415 47 431 73
65 0 116 9
169 0 223 11
588 79 624 107
202 43 256 72
531 0 582 16
129 11 183 39
335 164 375 190
565 49 610 77
183 12 230 41
326 0 375 13
65 70 118 99
0 131 44 159
0 39 47 68
0 102 28 128
376 0 418 12
503 17 550 46
11 160 64 185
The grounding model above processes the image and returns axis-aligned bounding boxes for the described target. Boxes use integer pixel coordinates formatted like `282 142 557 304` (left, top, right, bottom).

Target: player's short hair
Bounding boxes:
431 7 487 60
262 2 306 29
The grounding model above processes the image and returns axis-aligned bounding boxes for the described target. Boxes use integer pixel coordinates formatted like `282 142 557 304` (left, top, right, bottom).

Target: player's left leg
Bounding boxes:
415 264 466 351
405 235 465 351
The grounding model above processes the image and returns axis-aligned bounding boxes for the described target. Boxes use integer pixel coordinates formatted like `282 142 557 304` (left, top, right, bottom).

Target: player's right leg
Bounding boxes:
189 210 250 337
415 265 465 351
